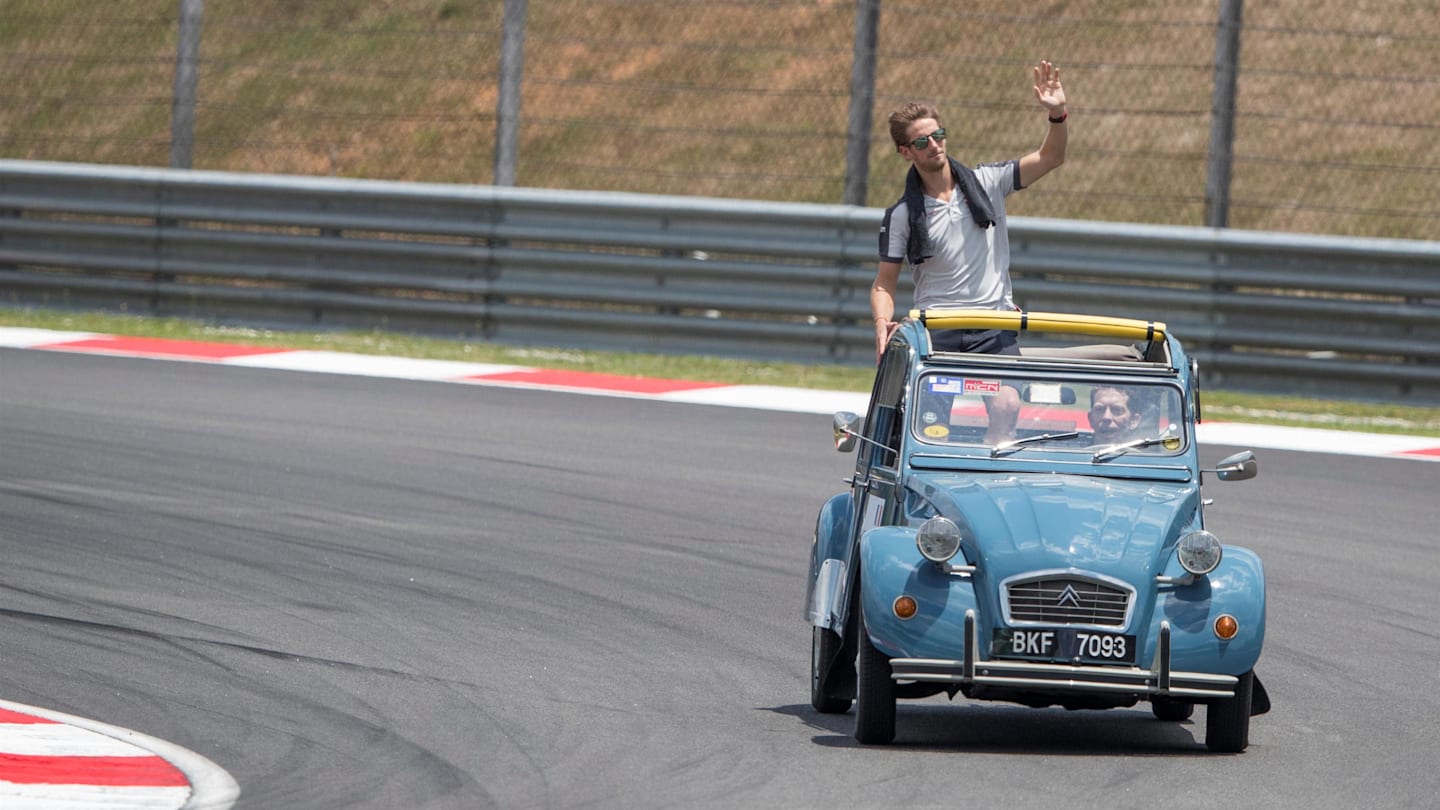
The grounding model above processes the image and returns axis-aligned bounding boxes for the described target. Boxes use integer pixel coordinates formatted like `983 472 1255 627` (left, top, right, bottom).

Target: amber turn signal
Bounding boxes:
893 595 918 620
1214 614 1239 640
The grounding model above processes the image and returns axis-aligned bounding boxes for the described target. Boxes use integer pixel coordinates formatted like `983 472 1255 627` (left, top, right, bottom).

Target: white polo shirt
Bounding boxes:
879 160 1022 311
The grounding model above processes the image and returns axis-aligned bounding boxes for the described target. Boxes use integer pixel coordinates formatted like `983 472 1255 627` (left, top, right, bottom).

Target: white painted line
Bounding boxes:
1198 421 1440 458
0 784 192 810
0 784 192 807
0 721 161 757
221 349 529 380
0 327 101 347
5 327 1437 461
661 384 870 414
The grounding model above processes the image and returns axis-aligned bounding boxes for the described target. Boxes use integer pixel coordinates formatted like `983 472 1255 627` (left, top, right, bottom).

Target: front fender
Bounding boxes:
1155 545 1266 676
805 492 854 629
857 525 979 659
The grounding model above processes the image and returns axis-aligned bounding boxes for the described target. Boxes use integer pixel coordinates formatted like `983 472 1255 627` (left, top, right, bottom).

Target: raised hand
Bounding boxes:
1032 60 1066 112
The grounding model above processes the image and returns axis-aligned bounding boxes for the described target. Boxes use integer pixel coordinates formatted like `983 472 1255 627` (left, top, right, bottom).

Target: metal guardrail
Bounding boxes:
2 160 1438 403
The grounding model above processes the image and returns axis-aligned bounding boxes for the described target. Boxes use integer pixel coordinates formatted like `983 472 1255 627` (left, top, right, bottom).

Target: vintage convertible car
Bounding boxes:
806 310 1269 751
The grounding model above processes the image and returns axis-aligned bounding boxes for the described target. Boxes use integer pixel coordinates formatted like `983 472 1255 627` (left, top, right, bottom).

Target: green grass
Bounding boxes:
5 306 1438 438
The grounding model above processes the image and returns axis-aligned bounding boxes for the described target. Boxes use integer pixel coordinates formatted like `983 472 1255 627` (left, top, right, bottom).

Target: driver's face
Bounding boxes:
1090 389 1136 436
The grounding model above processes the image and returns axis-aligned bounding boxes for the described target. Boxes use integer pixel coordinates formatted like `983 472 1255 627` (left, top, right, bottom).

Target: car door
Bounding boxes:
848 341 909 575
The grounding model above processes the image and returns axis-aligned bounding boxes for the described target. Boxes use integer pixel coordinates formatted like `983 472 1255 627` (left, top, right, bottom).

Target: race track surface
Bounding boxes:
1 347 1437 808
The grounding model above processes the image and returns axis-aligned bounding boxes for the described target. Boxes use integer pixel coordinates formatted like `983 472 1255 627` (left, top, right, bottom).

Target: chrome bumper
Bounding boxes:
887 611 1238 700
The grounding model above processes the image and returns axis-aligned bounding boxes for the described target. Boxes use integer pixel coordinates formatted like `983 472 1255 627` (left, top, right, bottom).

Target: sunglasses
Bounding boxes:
907 128 946 149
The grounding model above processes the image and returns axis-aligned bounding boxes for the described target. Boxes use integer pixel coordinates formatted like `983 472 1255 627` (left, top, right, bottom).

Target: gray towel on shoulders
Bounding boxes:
903 156 996 266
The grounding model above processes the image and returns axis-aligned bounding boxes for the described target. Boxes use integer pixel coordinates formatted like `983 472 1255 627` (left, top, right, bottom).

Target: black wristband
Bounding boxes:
1049 110 1068 124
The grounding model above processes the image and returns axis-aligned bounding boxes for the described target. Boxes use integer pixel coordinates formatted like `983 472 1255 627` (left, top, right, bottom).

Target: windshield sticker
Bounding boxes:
963 378 1002 396
927 376 966 394
923 425 949 438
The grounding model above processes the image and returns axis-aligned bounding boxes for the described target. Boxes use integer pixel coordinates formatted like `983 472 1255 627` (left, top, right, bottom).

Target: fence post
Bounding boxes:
169 0 204 169
1204 0 1243 228
493 0 528 187
843 0 880 207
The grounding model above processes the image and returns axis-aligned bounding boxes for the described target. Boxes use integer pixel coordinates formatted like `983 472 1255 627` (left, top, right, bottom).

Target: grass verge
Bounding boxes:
3 307 1438 438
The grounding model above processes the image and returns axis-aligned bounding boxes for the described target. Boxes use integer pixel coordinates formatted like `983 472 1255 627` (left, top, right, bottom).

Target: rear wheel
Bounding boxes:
1205 669 1254 752
810 626 851 714
853 610 895 744
1151 696 1194 722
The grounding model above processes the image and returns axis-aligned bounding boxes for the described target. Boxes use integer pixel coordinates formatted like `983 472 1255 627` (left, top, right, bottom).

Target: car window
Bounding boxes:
912 371 1187 455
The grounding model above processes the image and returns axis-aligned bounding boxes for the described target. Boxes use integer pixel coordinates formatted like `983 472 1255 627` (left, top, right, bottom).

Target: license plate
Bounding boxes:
991 627 1136 664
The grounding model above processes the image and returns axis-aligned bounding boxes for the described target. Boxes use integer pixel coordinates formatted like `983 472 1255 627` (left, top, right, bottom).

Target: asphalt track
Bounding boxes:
2 346 1438 809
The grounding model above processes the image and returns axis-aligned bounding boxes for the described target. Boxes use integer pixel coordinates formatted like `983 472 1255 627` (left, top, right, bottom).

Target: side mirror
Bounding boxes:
832 411 862 452
1021 383 1076 405
1211 450 1258 481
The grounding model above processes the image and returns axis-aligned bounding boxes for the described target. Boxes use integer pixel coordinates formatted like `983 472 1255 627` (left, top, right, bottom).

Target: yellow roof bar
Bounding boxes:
909 309 1167 342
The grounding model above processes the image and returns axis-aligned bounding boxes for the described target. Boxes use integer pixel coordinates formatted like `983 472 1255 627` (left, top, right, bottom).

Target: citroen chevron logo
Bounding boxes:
1056 585 1082 608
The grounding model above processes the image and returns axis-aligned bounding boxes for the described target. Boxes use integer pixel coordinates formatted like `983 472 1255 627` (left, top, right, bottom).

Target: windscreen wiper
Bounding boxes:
990 431 1080 458
1092 429 1179 463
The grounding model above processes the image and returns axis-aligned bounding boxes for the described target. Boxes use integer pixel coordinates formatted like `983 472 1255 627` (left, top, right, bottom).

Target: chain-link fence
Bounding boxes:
3 0 1437 240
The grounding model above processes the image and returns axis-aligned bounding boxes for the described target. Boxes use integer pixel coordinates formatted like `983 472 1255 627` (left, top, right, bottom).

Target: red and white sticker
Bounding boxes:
963 378 1002 395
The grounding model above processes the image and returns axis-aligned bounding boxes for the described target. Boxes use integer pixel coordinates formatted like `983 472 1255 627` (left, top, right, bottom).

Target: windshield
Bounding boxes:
911 371 1188 457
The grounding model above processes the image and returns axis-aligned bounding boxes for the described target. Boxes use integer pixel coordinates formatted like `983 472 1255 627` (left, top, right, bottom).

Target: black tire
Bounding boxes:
1205 669 1254 752
1151 696 1195 722
811 626 852 714
853 610 896 744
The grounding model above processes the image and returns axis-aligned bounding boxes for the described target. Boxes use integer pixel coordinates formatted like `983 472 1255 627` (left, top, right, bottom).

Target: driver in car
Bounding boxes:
1089 385 1143 445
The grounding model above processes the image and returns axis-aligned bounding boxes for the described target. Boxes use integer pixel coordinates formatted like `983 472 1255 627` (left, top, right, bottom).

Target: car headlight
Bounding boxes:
1177 530 1223 575
917 517 962 563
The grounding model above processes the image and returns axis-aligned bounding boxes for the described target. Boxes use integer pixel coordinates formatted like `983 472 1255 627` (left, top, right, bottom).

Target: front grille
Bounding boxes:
1006 576 1131 627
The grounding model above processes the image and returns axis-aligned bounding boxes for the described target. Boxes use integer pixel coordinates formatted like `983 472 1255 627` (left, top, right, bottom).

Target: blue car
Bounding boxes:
806 310 1269 751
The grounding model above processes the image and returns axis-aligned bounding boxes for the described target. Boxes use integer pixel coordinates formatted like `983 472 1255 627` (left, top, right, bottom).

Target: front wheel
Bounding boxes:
853 610 895 744
811 626 851 714
1205 669 1254 752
